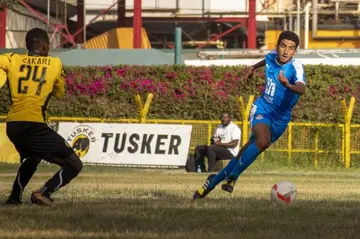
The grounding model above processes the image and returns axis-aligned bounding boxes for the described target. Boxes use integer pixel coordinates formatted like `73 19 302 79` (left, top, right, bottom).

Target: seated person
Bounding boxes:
195 112 241 172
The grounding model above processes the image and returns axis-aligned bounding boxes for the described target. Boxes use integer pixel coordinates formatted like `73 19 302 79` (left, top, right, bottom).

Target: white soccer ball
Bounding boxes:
271 181 297 205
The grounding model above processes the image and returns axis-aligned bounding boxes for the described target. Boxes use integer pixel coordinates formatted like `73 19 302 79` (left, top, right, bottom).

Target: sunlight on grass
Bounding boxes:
0 164 360 239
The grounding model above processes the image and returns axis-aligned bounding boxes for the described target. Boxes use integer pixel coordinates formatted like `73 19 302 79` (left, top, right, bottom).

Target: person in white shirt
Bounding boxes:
195 112 241 172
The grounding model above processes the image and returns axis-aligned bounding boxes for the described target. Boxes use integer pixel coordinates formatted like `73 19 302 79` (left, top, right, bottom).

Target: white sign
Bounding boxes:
57 122 192 166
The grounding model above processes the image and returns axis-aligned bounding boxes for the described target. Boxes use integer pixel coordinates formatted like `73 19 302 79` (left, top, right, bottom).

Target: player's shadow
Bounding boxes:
1 197 360 238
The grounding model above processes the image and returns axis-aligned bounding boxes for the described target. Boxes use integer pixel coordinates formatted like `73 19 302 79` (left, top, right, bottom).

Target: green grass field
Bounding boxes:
0 162 360 239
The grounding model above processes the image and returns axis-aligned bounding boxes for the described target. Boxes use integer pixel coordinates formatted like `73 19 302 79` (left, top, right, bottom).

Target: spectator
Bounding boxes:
195 112 241 172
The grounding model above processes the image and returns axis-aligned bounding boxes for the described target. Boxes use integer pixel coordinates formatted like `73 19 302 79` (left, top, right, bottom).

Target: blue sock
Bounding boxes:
228 143 261 181
207 158 238 189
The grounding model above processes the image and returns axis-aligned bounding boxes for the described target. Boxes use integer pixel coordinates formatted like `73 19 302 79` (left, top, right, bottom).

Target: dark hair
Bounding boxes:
220 111 231 118
277 30 300 48
25 28 49 52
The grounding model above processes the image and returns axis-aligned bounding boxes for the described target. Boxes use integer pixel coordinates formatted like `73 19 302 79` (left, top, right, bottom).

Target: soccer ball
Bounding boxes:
271 181 297 205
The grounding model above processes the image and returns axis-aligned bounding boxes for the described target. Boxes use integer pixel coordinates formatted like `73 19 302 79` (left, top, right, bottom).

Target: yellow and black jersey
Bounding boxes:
0 68 6 88
0 53 65 123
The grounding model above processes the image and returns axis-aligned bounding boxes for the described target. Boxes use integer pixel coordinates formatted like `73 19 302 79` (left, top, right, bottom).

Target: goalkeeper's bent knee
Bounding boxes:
67 153 83 176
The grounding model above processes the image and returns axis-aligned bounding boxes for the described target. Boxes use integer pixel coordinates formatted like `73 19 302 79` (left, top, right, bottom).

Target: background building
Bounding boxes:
1 0 360 50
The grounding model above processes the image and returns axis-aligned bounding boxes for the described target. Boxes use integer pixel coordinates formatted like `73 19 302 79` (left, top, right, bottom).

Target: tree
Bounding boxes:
0 0 18 8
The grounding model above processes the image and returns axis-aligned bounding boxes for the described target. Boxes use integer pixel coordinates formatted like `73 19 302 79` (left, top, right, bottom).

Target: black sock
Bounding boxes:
38 153 82 197
40 166 80 197
9 158 41 201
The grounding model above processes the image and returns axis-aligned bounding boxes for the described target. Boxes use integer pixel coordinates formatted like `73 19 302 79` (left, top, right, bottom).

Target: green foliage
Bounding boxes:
0 0 17 8
0 64 359 122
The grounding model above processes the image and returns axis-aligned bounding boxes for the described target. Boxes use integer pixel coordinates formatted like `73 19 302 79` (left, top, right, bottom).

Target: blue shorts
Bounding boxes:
249 104 289 143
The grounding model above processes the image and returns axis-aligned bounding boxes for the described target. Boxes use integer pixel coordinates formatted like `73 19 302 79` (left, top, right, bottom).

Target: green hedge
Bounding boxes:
0 65 359 123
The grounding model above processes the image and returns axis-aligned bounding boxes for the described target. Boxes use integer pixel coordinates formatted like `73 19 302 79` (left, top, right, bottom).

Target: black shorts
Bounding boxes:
6 121 74 162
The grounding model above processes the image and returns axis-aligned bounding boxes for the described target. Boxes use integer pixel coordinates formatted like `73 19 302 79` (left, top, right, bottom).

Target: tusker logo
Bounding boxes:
66 125 96 158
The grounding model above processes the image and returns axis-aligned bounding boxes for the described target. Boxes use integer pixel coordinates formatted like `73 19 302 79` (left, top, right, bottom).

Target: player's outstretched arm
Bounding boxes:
286 82 305 95
0 54 10 71
0 55 10 89
278 70 305 95
243 59 265 80
251 59 266 70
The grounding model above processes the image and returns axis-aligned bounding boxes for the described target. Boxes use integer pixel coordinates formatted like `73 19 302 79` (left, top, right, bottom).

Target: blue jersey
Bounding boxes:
254 50 306 123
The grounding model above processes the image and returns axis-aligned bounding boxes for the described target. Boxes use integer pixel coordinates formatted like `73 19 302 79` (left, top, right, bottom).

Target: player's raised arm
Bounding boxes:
278 66 306 95
0 54 11 89
292 60 306 95
52 67 65 100
286 79 305 95
251 59 266 70
287 82 305 95
243 59 265 80
0 54 10 71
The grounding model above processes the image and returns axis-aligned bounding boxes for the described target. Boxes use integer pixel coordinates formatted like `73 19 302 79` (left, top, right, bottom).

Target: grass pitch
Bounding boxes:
0 163 360 239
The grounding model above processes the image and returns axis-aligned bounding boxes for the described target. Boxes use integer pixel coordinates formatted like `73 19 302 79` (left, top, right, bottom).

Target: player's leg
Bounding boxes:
222 120 288 194
31 153 82 206
24 122 83 206
192 140 252 199
221 123 271 193
5 157 41 205
4 122 41 205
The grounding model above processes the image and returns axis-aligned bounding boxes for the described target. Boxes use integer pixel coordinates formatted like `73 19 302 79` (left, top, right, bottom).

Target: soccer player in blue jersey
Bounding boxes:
193 30 306 199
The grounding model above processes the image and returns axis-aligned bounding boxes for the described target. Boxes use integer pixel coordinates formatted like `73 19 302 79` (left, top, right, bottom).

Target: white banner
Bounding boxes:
57 122 192 166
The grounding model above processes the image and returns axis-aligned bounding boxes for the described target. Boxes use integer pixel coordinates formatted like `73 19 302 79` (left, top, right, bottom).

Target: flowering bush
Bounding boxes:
0 64 359 122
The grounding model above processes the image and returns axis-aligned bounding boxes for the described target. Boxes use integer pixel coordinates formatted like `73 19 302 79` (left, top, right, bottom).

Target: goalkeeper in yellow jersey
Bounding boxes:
1 28 82 206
